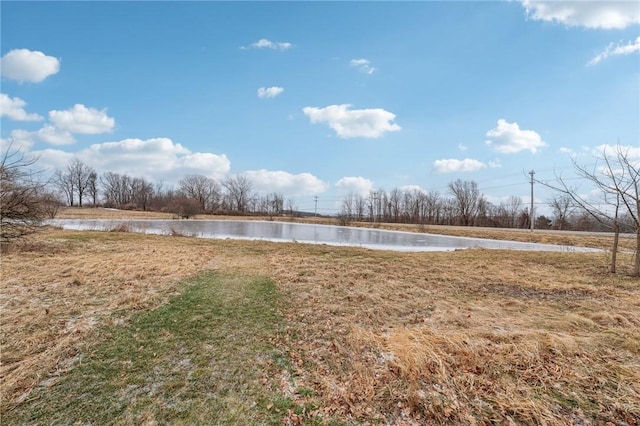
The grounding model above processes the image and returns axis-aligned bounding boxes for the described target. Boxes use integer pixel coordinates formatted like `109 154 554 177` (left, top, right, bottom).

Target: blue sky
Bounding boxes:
1 1 639 215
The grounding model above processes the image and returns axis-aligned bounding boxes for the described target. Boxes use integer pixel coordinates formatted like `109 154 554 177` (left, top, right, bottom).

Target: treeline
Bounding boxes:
338 179 635 232
50 159 290 218
45 158 635 232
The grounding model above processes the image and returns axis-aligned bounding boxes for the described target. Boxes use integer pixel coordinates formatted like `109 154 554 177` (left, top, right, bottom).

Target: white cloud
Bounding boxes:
433 158 487 173
242 38 293 51
243 169 328 196
257 86 284 99
4 104 117 147
1 103 116 148
1 129 36 152
335 176 374 197
35 125 75 145
588 36 640 66
457 144 468 152
0 49 60 83
33 138 231 183
49 104 115 134
31 148 75 171
485 119 547 154
350 58 376 75
488 159 502 168
520 1 640 29
0 93 43 121
303 104 401 139
1 125 75 148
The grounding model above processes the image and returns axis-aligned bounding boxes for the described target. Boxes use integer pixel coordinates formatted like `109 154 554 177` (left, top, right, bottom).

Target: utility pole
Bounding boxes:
529 170 535 232
314 196 318 217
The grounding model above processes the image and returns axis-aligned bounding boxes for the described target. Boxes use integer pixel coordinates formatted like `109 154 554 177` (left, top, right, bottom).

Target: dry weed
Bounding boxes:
268 245 640 424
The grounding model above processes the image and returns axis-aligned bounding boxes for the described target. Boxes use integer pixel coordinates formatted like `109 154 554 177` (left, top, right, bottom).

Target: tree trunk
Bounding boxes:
635 227 640 277
610 220 619 274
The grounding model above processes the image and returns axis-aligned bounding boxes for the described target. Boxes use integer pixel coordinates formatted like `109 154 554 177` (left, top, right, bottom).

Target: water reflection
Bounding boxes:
46 219 600 253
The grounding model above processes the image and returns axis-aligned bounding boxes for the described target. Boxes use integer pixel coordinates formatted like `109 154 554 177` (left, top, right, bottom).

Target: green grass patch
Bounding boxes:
5 272 288 425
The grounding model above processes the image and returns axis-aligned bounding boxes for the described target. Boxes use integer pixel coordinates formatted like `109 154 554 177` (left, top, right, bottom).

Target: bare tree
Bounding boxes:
423 191 442 225
67 158 95 207
258 192 284 219
448 179 483 226
340 193 355 222
101 172 133 207
87 171 98 207
388 188 402 222
286 198 296 217
179 174 220 211
223 175 254 213
548 194 575 230
368 190 382 223
0 145 50 242
53 169 75 206
402 190 421 223
498 196 523 228
131 177 154 211
542 145 639 275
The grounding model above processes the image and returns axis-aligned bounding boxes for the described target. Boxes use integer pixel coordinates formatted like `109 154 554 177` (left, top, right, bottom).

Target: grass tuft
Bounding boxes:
109 222 131 233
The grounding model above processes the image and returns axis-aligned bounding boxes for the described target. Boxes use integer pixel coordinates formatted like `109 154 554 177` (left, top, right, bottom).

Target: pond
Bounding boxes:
46 219 601 253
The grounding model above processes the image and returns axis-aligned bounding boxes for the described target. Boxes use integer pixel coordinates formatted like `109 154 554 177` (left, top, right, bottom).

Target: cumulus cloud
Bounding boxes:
257 86 284 99
520 1 640 29
49 104 115 134
1 49 60 83
32 138 231 183
35 125 75 145
2 103 116 147
242 38 293 51
433 158 487 173
588 36 640 66
1 129 37 152
28 148 75 171
303 104 401 139
243 169 328 195
485 119 547 154
335 176 374 196
350 58 376 75
1 125 75 147
0 93 43 121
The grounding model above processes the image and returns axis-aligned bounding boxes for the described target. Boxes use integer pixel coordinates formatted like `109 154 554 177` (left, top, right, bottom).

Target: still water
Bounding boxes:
46 219 600 253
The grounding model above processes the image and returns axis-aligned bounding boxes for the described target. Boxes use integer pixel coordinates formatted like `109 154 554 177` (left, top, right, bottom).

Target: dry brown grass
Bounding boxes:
268 246 640 424
2 214 639 424
56 206 176 220
0 229 221 407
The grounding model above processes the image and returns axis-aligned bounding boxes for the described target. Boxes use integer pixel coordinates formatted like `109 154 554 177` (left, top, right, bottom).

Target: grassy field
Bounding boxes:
1 210 639 424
